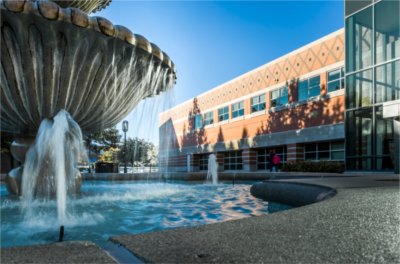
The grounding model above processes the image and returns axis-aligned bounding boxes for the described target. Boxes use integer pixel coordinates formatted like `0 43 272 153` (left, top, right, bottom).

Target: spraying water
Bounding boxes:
21 110 87 225
123 88 176 175
207 154 218 184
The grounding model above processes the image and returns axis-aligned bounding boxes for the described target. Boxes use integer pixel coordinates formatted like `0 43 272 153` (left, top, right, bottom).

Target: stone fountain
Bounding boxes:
1 0 176 203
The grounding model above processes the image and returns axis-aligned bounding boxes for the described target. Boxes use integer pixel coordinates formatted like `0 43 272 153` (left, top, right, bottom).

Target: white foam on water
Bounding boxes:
77 183 186 206
5 211 106 240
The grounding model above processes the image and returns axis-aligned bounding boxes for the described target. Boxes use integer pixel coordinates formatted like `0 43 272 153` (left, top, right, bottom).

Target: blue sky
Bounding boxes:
97 1 344 142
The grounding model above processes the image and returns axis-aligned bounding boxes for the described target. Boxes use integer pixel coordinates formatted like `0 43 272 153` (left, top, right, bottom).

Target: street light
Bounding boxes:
122 120 129 173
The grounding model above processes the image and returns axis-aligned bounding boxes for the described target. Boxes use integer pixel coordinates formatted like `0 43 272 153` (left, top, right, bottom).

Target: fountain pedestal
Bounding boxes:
6 135 83 196
6 138 34 196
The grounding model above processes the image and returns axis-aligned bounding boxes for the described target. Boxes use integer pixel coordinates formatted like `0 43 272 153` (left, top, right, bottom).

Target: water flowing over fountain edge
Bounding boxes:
2 0 177 198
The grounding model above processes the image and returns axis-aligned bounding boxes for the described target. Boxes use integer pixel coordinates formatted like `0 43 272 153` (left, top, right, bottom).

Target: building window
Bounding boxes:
218 106 229 122
346 108 373 170
345 6 373 72
331 142 345 161
251 94 266 113
299 76 321 101
327 67 345 93
304 141 345 161
194 114 202 129
375 60 400 103
223 151 243 170
346 69 373 109
375 0 399 65
256 146 287 170
231 101 244 118
375 105 394 170
204 111 214 126
199 154 208 171
270 86 288 108
345 0 399 172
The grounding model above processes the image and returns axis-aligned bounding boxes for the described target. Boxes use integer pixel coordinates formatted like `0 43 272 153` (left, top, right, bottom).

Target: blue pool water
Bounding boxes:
0 181 291 248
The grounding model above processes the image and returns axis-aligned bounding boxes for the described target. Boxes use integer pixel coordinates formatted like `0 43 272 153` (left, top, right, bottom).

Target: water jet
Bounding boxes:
206 154 218 184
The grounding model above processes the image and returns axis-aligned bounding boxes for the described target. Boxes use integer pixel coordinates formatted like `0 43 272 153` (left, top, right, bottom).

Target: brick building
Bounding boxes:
159 29 347 172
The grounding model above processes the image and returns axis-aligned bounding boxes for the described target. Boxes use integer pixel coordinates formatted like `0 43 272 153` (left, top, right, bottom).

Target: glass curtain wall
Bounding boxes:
345 0 399 170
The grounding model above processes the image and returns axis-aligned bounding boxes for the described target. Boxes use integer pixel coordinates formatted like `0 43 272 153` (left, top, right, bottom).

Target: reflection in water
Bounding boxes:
1 181 291 248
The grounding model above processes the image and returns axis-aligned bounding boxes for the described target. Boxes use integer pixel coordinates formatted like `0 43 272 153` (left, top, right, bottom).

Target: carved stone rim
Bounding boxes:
1 0 177 78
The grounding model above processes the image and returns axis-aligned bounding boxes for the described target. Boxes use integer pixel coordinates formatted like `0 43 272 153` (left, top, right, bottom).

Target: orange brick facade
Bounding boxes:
159 29 345 172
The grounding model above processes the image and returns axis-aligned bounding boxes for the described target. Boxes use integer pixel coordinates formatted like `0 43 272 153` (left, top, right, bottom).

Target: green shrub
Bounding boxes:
281 161 345 173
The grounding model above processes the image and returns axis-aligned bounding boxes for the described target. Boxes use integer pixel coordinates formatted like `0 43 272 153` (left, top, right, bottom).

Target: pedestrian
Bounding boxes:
273 152 281 172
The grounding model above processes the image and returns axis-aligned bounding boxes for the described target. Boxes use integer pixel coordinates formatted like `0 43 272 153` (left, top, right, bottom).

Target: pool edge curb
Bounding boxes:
250 181 337 207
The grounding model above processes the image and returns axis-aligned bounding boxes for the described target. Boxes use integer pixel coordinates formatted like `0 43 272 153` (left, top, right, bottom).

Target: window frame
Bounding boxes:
194 114 203 130
223 151 243 170
256 146 287 170
304 141 345 161
204 111 214 126
218 106 229 122
198 154 209 171
250 94 266 113
299 75 321 101
270 86 288 108
231 101 244 118
327 67 345 93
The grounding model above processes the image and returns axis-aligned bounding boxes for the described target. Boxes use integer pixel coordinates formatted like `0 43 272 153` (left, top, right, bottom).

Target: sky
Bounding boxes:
97 0 344 143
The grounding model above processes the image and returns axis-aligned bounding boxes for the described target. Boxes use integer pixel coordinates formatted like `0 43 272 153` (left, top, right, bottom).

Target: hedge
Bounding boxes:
281 161 345 173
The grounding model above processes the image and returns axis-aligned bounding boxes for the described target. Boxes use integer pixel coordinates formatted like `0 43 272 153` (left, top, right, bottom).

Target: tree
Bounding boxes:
99 147 119 163
85 127 122 164
101 128 122 148
117 137 158 166
85 127 121 149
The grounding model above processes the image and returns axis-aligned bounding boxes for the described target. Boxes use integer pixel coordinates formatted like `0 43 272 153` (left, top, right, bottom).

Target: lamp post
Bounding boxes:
122 120 129 173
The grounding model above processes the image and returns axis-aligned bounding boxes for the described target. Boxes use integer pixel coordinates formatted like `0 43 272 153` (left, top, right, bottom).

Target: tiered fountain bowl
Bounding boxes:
1 0 176 196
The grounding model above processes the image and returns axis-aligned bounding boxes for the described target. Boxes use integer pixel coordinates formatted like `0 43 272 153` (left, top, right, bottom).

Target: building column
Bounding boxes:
243 148 257 171
286 143 304 163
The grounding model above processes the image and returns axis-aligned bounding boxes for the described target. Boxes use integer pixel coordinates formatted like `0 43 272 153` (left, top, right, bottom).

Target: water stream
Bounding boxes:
21 110 87 226
207 154 218 184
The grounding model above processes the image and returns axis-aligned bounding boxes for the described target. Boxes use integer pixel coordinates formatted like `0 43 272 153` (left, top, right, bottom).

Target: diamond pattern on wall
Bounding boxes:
161 31 345 124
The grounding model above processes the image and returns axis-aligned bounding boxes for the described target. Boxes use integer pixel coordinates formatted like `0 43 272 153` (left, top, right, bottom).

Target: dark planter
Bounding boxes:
95 162 119 173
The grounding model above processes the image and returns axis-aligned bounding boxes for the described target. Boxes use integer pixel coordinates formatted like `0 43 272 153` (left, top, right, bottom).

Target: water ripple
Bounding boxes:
1 181 291 248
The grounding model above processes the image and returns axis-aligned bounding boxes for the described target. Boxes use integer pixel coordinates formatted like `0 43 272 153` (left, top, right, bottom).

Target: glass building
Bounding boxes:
345 0 399 171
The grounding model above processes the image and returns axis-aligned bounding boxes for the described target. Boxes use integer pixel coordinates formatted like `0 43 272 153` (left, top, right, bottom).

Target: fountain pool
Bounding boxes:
1 181 291 248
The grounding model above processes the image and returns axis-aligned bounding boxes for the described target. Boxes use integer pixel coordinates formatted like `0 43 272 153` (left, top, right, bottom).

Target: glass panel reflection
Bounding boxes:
345 6 373 72
375 0 400 64
346 69 373 109
346 107 373 158
375 60 400 103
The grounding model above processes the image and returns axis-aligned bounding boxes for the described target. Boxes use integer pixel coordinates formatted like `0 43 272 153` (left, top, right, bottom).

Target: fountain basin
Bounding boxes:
51 0 112 14
1 0 176 135
0 181 291 248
